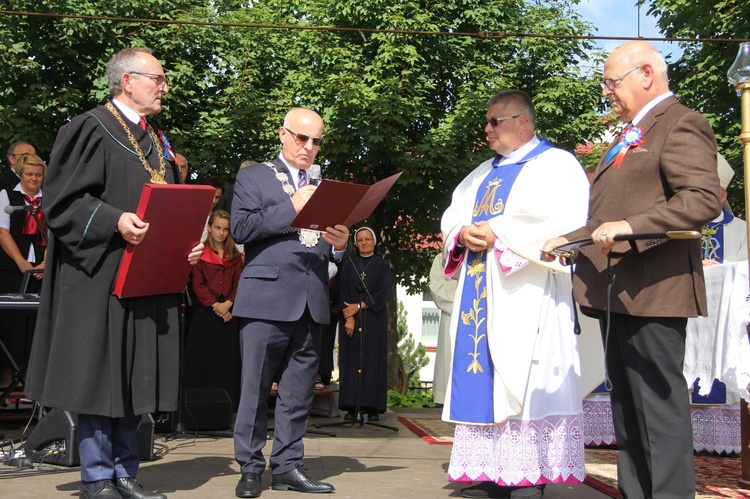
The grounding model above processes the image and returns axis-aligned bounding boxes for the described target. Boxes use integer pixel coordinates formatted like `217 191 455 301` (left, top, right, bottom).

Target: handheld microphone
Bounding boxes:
308 164 322 186
4 205 36 214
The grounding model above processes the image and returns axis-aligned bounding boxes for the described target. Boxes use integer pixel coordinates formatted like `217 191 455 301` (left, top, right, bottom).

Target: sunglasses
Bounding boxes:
485 114 520 127
284 127 325 147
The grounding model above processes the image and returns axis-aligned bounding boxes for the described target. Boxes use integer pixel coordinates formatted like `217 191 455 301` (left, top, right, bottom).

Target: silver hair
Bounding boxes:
106 47 154 98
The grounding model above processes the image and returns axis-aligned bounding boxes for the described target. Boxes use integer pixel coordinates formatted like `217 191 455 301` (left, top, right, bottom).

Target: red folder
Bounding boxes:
113 184 216 299
291 172 402 230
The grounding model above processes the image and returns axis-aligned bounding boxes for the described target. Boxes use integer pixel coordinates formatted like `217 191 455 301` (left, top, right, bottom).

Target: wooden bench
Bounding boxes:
268 388 339 419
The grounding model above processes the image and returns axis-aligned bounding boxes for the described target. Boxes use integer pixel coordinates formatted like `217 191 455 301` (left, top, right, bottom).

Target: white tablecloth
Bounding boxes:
583 261 750 454
684 261 750 400
583 395 741 454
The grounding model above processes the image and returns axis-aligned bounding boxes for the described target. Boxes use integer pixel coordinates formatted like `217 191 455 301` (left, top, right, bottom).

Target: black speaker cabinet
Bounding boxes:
180 388 232 431
22 409 154 466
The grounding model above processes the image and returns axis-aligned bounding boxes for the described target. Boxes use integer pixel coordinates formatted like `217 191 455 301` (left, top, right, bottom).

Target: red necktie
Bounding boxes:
138 117 147 131
22 194 46 247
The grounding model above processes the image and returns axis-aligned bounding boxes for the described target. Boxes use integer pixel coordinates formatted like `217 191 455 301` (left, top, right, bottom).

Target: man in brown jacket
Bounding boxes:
543 41 722 498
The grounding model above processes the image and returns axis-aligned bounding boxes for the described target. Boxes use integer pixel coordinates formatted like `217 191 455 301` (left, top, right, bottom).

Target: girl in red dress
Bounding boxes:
184 210 243 412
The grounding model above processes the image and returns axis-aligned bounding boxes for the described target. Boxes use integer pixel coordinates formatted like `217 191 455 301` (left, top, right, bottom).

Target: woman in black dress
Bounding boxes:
0 153 46 388
338 226 391 421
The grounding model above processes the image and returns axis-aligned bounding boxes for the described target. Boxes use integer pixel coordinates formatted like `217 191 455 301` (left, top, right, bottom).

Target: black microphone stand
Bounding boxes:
315 250 398 432
160 289 192 440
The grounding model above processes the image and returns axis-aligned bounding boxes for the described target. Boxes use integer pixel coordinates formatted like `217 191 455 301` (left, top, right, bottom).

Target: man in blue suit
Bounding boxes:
231 108 350 498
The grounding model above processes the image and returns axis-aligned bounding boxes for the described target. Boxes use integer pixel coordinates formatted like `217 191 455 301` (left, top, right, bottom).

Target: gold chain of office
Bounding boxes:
105 102 167 184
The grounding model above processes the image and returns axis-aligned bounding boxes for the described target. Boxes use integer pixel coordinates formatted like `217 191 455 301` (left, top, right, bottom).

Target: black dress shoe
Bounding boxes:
80 480 123 499
510 485 544 498
344 412 354 421
271 465 334 493
115 478 166 499
235 472 262 498
461 482 511 498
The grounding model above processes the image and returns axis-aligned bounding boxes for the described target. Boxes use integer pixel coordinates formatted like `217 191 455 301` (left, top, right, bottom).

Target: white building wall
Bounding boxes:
397 285 438 385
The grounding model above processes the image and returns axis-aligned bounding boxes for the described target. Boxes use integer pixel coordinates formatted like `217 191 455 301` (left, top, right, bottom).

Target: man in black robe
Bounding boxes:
25 47 203 499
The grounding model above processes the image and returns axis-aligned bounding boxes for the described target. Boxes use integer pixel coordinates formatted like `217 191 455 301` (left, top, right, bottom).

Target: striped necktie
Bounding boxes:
138 117 147 131
298 169 308 188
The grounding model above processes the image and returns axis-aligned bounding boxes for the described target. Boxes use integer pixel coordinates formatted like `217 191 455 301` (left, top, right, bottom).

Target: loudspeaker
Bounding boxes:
22 409 154 466
153 388 232 433
180 388 232 431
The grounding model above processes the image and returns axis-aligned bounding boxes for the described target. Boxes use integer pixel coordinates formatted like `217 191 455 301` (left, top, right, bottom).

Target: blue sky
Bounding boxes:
573 0 683 62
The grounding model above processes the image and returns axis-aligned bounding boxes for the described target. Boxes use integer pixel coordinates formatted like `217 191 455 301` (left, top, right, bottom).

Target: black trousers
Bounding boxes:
600 312 694 499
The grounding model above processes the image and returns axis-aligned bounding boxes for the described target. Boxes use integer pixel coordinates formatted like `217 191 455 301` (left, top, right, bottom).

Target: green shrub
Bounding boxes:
397 301 430 391
387 388 436 408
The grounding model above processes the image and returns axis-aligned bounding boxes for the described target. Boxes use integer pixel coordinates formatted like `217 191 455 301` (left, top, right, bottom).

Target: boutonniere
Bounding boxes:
613 126 645 168
158 129 175 161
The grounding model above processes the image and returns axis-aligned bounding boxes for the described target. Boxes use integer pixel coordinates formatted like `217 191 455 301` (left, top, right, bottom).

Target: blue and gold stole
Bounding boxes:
449 139 553 423
701 208 734 263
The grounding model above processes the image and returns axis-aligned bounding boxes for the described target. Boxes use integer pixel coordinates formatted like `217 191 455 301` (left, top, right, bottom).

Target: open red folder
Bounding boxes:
291 172 402 230
113 184 216 299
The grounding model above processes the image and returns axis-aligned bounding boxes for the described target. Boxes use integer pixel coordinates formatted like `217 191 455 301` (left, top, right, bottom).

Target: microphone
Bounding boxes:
308 164 322 186
4 205 36 214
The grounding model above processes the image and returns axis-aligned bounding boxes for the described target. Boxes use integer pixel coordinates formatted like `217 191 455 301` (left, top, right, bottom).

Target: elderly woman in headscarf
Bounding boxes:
338 226 392 421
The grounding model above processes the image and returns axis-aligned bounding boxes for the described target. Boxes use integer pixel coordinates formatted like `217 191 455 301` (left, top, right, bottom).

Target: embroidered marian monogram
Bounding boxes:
264 162 321 247
701 225 721 261
473 177 504 217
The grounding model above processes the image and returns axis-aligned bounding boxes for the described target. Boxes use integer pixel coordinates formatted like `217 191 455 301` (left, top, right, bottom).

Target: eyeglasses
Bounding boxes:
600 66 641 92
129 71 168 87
284 127 325 147
485 115 520 127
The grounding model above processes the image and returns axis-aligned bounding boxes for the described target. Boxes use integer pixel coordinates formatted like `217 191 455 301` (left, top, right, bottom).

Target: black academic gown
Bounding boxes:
25 104 182 418
338 253 391 415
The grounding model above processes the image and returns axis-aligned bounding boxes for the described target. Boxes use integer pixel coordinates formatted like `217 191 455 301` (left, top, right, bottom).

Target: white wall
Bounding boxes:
397 285 438 384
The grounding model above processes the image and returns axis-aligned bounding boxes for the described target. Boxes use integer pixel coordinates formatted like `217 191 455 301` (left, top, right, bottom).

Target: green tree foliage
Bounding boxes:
1 0 606 288
275 0 607 293
642 0 750 212
1 1 607 390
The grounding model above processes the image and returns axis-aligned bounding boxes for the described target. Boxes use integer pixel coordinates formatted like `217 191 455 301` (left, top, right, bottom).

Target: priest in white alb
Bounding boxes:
440 90 590 499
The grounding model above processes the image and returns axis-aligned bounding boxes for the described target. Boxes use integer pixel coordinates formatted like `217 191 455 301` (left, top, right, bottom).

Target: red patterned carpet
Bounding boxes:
397 416 454 445
398 417 750 498
580 449 750 499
